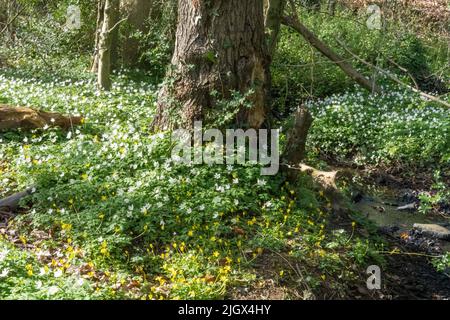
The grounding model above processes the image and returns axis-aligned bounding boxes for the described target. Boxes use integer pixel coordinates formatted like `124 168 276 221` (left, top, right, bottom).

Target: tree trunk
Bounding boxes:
91 0 105 73
109 0 120 69
282 105 313 167
121 0 152 66
264 0 286 57
152 0 270 130
328 0 337 16
97 0 118 91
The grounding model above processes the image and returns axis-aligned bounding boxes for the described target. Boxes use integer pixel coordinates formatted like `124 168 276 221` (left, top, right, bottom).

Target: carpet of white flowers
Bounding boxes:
307 86 450 167
0 68 448 299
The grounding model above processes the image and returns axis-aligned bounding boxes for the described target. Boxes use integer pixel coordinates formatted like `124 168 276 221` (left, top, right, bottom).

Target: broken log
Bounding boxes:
281 15 381 94
281 106 337 192
281 105 314 181
0 188 32 212
281 105 352 214
0 105 83 131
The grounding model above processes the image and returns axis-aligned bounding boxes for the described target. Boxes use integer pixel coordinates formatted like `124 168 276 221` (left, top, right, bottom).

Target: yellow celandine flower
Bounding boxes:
100 241 110 257
279 270 285 277
26 264 33 276
101 195 107 201
61 223 72 231
155 276 166 286
19 235 27 245
213 251 220 258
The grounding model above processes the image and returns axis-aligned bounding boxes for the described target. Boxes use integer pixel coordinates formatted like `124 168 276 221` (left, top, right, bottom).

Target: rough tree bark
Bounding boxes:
152 0 270 130
97 0 119 91
264 0 286 57
120 0 152 66
282 105 313 167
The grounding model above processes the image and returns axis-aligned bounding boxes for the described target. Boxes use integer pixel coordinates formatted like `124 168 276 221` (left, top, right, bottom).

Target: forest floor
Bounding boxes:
0 69 448 300
230 168 450 300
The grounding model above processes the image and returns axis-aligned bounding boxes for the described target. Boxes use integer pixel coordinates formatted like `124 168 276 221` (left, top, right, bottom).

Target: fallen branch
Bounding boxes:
281 14 380 93
335 38 450 108
282 162 352 214
0 105 83 131
0 188 33 213
282 163 350 192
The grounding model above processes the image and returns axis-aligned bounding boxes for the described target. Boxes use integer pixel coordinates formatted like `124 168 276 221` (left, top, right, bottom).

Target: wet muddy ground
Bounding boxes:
352 175 450 299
